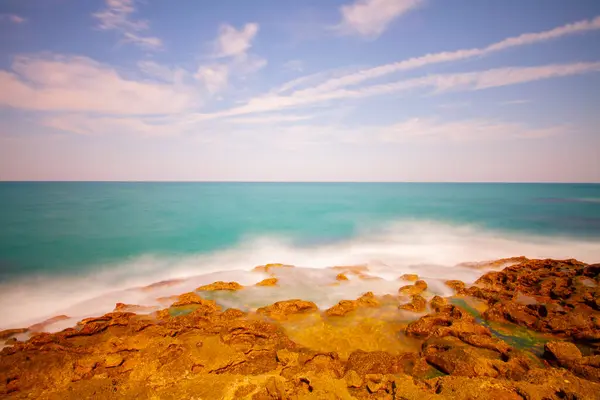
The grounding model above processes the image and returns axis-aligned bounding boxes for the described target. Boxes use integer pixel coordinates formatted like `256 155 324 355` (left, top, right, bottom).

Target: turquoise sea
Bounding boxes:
1 182 600 329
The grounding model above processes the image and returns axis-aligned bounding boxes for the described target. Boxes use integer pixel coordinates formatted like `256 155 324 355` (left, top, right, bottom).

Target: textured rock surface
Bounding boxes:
1 258 599 399
196 281 244 291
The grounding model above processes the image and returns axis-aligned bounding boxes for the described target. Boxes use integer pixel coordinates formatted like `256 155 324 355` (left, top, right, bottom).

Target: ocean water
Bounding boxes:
1 182 600 330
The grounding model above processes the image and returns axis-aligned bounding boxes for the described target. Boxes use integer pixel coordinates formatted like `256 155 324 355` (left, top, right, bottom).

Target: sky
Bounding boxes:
0 0 599 182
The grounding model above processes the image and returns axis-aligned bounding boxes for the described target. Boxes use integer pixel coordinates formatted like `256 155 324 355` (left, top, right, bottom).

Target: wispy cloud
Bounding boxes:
196 23 266 95
212 23 259 58
0 54 198 115
500 99 531 105
304 16 600 96
186 61 600 121
0 14 26 24
227 114 314 124
93 0 162 49
336 0 423 38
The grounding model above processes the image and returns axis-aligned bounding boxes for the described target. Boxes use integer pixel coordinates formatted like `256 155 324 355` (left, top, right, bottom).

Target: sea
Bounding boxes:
1 182 599 331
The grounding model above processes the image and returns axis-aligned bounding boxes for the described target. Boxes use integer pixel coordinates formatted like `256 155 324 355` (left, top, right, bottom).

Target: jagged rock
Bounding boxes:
257 300 317 320
430 295 448 312
335 273 349 281
256 278 278 286
399 295 427 312
196 281 243 291
114 303 158 313
399 280 428 295
444 280 466 293
28 315 70 332
399 274 419 282
344 370 363 388
544 341 583 364
0 328 27 340
170 292 220 314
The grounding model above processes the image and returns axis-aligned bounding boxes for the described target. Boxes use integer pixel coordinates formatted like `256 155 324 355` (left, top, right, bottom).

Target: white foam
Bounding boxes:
1 220 599 330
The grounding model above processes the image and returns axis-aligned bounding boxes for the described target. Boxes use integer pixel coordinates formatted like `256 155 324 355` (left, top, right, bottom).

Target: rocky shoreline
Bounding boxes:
1 258 599 399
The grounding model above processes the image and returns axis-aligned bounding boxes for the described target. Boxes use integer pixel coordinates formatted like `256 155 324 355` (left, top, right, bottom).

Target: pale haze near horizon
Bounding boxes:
0 0 599 182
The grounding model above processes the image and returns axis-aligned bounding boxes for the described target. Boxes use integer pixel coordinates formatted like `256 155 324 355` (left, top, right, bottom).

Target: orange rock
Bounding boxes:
400 274 419 282
113 303 159 313
429 296 448 312
28 315 70 332
325 292 380 317
257 299 317 320
140 278 184 291
170 292 220 315
0 328 28 340
399 295 427 312
335 273 349 281
330 265 369 275
256 278 278 287
399 280 428 296
325 300 358 317
196 281 243 291
445 280 466 293
252 263 294 273
357 292 380 307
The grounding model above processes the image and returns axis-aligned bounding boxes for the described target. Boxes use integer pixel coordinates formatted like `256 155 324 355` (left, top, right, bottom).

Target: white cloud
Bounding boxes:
94 0 162 49
137 61 187 83
195 64 229 94
227 114 314 124
196 23 266 95
376 118 563 142
303 15 600 96
213 23 259 58
0 54 198 115
0 14 26 24
185 61 600 121
42 114 187 137
337 0 423 37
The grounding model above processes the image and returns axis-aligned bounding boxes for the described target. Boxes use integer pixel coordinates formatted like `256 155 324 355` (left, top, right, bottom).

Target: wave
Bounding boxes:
1 220 599 331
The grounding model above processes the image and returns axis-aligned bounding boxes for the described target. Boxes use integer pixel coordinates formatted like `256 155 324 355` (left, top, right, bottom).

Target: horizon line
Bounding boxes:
1 180 599 184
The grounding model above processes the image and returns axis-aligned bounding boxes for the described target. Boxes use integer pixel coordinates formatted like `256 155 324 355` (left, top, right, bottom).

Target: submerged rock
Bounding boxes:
335 273 349 281
256 299 317 320
399 279 428 295
399 295 427 312
399 273 419 282
196 281 243 291
28 315 70 332
255 277 278 286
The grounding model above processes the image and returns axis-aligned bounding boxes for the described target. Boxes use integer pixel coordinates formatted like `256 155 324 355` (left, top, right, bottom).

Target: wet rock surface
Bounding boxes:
1 259 599 399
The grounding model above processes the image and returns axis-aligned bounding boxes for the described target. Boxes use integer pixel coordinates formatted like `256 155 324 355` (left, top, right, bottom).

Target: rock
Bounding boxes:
325 300 358 317
325 292 380 317
141 278 184 291
346 350 402 376
399 280 427 296
253 263 294 274
444 280 466 293
196 281 243 291
257 300 317 320
356 291 380 307
0 328 27 340
400 274 419 282
170 292 220 314
344 370 363 388
103 354 124 368
399 295 427 312
28 315 70 332
426 346 499 378
335 273 349 281
114 303 158 313
430 295 448 312
544 341 583 364
255 278 278 286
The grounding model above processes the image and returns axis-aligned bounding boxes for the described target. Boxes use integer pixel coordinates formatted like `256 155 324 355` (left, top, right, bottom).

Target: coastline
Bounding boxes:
1 257 599 399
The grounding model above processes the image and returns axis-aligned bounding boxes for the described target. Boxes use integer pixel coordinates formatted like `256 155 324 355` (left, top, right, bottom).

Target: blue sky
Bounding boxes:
0 0 599 181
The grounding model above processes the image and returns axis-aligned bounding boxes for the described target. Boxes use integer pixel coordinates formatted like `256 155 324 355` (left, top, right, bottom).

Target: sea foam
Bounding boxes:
1 220 599 330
